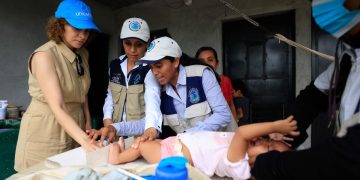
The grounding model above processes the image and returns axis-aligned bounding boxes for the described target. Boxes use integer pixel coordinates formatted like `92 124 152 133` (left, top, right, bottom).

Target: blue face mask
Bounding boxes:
312 0 360 38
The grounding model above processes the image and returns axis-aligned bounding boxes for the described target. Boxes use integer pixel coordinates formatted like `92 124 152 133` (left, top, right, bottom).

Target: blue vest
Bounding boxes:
109 57 150 86
160 65 212 133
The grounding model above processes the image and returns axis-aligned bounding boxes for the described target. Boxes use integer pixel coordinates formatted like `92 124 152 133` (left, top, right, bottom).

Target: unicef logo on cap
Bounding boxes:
188 88 200 103
129 21 141 31
147 41 155 52
75 2 91 17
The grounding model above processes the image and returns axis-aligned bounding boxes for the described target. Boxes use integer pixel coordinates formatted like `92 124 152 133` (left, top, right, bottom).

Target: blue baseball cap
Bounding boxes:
55 0 100 31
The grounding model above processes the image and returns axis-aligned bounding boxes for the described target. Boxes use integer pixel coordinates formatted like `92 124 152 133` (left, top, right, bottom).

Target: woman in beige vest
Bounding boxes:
15 0 100 172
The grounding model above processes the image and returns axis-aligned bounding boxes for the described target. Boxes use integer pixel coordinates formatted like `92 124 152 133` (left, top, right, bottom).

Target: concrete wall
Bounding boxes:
113 0 312 148
0 0 116 108
0 0 313 149
114 0 312 95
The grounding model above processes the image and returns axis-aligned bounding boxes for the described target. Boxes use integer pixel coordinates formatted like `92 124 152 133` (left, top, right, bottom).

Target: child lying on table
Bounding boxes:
108 116 299 180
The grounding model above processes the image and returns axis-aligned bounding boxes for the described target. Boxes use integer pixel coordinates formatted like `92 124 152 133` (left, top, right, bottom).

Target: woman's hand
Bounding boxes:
81 138 101 153
90 125 117 146
131 127 157 149
86 129 97 137
85 121 92 132
103 119 113 127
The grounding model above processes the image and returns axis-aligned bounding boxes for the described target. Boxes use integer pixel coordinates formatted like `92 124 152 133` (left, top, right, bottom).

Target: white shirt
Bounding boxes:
314 48 360 126
103 55 162 136
178 131 251 179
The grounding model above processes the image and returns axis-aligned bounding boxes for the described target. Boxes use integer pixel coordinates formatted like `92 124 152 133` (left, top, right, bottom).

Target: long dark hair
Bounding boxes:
180 53 221 84
195 46 219 64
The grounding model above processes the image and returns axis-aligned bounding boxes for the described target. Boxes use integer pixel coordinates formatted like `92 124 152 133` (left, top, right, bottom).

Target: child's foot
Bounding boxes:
108 143 121 165
118 137 125 152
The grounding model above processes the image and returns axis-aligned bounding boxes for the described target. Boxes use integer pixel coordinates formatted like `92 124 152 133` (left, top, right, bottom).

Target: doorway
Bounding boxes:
87 33 109 129
223 11 295 122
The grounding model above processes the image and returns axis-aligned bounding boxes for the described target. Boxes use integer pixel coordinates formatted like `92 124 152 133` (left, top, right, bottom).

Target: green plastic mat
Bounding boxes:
0 118 102 179
0 129 19 179
0 119 21 129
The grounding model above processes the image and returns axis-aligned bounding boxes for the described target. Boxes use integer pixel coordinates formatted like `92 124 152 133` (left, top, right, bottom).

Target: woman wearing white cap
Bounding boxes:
15 0 100 171
137 37 231 135
92 18 162 144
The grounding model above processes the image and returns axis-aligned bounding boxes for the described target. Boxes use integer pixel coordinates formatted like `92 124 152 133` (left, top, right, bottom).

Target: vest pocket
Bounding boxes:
126 85 145 120
109 82 125 104
109 82 126 122
164 115 180 126
164 114 185 133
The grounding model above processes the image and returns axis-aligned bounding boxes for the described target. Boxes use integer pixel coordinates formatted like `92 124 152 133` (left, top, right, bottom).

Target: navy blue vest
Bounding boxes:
109 56 150 86
160 75 207 116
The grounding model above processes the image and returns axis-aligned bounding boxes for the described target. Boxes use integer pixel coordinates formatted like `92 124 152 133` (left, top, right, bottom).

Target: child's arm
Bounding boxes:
227 116 298 162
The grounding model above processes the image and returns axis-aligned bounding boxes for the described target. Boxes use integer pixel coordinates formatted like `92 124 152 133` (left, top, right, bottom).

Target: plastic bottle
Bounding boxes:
0 100 8 120
154 156 188 180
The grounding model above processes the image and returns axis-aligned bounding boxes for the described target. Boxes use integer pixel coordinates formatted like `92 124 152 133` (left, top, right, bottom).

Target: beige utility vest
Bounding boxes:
109 83 146 122
14 41 90 172
108 58 149 122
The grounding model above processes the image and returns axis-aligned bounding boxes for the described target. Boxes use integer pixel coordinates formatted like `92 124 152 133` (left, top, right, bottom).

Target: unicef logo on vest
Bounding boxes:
129 21 141 31
111 73 122 83
147 41 155 52
188 88 200 103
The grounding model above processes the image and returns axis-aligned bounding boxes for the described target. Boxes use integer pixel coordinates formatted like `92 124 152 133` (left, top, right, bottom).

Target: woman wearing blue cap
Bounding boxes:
252 0 360 179
14 0 100 171
90 18 162 146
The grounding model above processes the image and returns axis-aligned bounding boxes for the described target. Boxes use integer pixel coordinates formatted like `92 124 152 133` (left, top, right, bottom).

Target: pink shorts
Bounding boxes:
160 136 184 159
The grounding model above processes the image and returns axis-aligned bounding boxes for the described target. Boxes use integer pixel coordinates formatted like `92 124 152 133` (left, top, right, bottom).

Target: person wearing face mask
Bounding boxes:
252 0 360 179
90 18 162 145
14 0 100 171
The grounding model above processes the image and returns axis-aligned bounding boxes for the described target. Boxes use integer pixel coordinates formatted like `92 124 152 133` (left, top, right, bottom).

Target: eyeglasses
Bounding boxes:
75 54 84 76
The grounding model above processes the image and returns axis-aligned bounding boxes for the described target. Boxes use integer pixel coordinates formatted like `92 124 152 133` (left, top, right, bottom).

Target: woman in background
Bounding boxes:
196 47 238 123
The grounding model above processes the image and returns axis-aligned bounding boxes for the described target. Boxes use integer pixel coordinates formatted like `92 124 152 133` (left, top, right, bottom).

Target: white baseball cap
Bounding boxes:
139 37 182 64
120 17 150 42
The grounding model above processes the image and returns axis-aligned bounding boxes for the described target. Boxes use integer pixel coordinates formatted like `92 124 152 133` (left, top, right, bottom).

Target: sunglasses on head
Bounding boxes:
75 54 84 76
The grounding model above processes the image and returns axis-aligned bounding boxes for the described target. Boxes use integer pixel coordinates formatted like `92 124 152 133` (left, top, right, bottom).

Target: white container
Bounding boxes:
0 100 8 120
0 108 6 120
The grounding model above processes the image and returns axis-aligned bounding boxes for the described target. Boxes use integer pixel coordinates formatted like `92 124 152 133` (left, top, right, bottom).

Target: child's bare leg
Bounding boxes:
139 140 162 164
108 137 141 165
